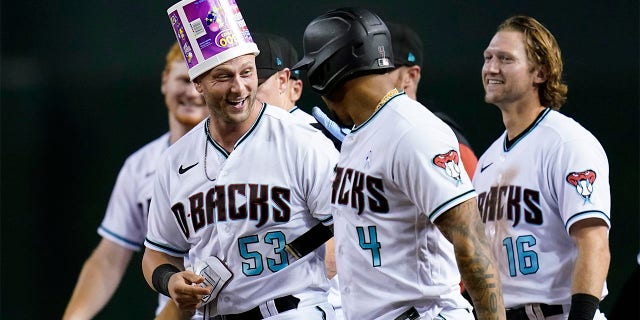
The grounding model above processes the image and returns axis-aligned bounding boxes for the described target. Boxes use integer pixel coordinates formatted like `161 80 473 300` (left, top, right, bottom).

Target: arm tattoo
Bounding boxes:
435 199 506 319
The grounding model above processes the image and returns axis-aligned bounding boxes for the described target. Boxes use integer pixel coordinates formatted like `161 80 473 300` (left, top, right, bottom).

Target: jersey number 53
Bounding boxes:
238 231 289 276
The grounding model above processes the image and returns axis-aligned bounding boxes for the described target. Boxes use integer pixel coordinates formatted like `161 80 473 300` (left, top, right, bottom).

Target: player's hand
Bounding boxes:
312 106 351 150
168 270 212 311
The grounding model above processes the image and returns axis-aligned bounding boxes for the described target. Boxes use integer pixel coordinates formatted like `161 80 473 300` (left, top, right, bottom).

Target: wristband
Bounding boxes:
152 264 180 297
568 293 599 320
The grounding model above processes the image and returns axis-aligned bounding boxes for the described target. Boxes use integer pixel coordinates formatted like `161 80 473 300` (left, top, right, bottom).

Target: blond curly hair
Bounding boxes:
498 16 568 110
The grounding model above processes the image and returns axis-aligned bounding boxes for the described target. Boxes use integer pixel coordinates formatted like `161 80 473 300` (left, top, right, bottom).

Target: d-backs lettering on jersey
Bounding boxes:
331 167 388 215
477 185 542 226
171 184 292 238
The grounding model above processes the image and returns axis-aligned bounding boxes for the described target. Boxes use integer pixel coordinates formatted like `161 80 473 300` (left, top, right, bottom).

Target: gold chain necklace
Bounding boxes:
374 88 400 112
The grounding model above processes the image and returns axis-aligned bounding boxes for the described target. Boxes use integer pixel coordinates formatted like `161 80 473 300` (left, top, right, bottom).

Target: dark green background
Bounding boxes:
1 1 637 319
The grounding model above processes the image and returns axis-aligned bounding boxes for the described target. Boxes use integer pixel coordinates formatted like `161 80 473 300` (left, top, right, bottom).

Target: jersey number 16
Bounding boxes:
502 235 540 277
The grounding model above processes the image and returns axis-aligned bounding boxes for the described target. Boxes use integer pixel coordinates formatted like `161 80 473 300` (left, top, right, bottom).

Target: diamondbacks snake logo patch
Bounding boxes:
433 150 462 183
566 169 597 203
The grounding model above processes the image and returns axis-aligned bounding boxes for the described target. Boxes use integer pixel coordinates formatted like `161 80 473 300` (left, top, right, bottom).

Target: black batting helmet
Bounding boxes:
292 7 394 96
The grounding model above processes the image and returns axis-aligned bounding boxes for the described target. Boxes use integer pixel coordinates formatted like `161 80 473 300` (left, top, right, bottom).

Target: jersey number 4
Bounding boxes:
238 231 289 276
357 226 382 267
502 235 539 276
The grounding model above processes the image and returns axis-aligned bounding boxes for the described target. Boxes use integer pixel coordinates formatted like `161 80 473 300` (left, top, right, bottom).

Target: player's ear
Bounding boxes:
278 69 291 94
533 66 547 84
406 65 421 87
289 79 303 102
192 79 204 94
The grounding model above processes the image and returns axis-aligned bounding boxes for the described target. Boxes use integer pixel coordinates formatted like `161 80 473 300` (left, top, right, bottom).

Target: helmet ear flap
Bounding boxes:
293 7 395 96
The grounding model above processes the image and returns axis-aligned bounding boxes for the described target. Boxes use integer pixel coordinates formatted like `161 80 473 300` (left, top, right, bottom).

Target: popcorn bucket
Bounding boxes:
167 0 259 80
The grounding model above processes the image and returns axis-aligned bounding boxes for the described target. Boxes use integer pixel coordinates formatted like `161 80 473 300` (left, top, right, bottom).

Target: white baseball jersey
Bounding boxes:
97 132 171 315
332 92 475 320
145 104 339 316
472 108 611 308
290 105 344 320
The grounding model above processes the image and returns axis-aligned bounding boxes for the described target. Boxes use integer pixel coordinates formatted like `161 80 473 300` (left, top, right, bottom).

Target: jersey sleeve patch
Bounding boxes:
432 150 462 184
566 169 597 203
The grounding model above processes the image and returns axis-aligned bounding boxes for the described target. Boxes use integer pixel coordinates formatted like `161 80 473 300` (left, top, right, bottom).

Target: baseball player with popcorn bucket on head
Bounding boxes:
293 7 506 320
142 0 338 319
474 15 611 320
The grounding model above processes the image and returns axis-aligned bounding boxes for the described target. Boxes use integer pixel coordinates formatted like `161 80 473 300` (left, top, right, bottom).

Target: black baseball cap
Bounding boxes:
385 21 424 68
252 33 298 81
273 36 301 80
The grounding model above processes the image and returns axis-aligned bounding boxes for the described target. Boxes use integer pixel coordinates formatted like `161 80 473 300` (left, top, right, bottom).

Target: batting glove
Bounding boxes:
312 106 351 150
